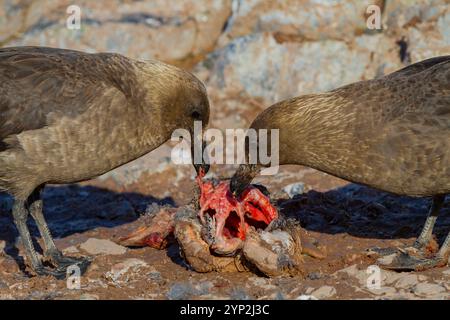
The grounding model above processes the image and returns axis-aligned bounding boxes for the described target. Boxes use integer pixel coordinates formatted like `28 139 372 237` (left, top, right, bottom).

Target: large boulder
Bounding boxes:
2 0 231 63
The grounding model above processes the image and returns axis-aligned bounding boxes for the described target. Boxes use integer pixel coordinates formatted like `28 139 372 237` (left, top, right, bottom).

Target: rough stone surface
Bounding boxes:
413 283 446 297
197 32 401 105
80 238 127 256
105 258 149 282
222 0 380 42
2 0 232 64
311 285 337 299
283 182 305 198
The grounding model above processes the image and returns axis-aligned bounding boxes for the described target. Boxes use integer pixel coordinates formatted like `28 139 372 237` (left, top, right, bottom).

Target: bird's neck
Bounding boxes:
276 92 358 177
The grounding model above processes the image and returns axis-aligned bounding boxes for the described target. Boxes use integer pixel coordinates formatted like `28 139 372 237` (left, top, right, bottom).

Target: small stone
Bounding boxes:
311 286 336 299
296 295 319 300
105 258 148 282
0 279 8 289
394 274 420 289
167 282 196 300
413 283 446 297
334 264 366 285
79 293 99 300
62 246 79 254
80 238 127 255
307 272 322 280
368 287 397 296
282 182 305 198
230 287 252 300
147 271 162 281
305 287 315 294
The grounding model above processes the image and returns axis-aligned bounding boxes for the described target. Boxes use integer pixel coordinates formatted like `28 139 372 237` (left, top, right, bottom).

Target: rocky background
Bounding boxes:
1 0 449 188
0 0 449 300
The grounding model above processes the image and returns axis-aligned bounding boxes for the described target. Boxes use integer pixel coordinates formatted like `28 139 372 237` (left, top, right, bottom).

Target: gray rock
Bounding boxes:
105 258 148 282
62 246 79 254
368 286 397 296
230 287 252 300
166 281 214 300
79 293 99 300
413 283 446 297
311 286 336 299
167 282 196 300
282 182 305 198
296 294 319 300
80 238 127 255
394 274 421 289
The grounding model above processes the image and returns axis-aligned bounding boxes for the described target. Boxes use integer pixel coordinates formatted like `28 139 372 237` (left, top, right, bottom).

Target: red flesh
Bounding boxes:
197 169 278 254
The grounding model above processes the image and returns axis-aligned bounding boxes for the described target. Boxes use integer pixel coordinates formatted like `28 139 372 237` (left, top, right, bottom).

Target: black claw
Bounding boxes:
377 251 446 271
367 246 399 256
34 265 67 280
47 250 91 270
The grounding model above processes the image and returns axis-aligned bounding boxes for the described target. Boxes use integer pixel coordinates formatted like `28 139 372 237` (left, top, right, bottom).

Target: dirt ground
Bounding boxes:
0 164 449 300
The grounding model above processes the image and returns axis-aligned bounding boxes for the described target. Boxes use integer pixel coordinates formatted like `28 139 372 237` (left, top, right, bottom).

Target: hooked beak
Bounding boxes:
192 140 210 175
230 164 259 198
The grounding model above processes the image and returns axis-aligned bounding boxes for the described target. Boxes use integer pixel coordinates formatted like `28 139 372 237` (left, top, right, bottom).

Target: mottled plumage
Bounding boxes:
231 56 450 270
0 46 210 277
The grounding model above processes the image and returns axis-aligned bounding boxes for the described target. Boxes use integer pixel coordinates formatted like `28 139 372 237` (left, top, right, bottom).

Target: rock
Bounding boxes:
282 182 305 198
199 32 399 105
0 279 8 289
368 286 397 296
105 258 149 282
4 0 231 64
166 281 215 300
307 272 322 280
229 287 252 300
311 286 337 299
383 0 448 31
79 293 99 300
296 294 319 300
80 238 127 255
413 283 446 297
334 264 367 285
223 0 378 42
394 274 421 289
62 246 79 254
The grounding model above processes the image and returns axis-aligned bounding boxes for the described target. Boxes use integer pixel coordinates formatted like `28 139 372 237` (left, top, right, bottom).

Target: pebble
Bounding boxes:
307 272 322 280
167 282 196 300
368 286 397 296
229 287 252 300
394 274 421 289
80 238 127 255
282 182 305 198
413 283 446 297
311 286 336 299
296 295 319 300
62 246 79 254
105 258 148 282
79 293 99 300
